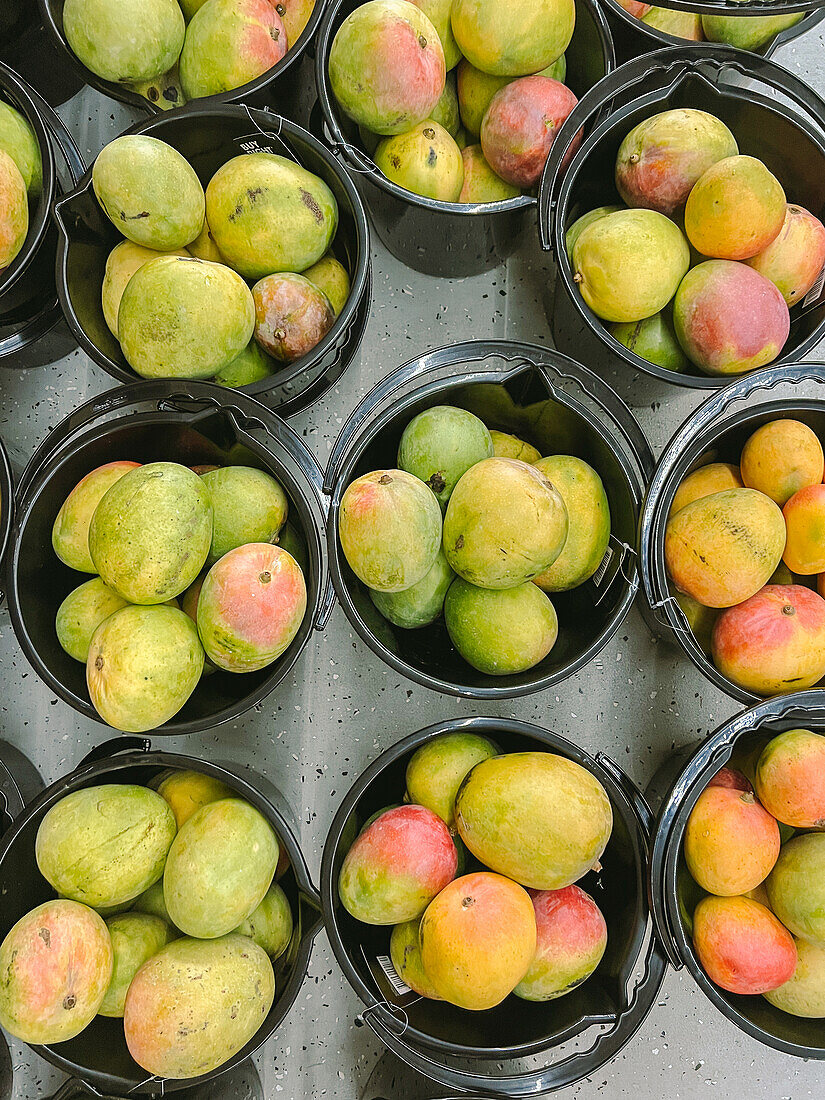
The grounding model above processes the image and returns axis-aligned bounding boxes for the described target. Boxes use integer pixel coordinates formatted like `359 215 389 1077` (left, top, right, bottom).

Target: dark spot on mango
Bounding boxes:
147 86 159 103
276 2 285 11
427 472 446 494
164 87 179 103
259 571 272 584
120 211 149 221
418 34 427 47
427 146 437 166
95 656 104 670
423 128 435 140
455 535 464 550
63 994 76 1010
247 187 264 203
783 604 796 616
269 25 281 41
390 154 401 170
299 188 324 223
378 474 393 485
461 896 474 909
38 928 50 947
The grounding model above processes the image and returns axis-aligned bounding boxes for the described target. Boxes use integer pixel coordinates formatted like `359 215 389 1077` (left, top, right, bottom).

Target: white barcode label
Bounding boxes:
591 544 614 588
803 260 825 308
377 955 412 997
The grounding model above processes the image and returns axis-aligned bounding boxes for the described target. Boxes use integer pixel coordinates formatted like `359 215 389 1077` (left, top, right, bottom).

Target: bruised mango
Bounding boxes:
375 120 464 202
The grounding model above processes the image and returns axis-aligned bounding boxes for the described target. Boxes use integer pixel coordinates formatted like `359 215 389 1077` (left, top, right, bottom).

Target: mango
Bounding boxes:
52 460 141 573
514 885 607 1001
572 209 690 323
206 153 337 278
235 882 293 961
302 253 351 316
641 7 703 38
179 0 287 101
132 880 174 925
101 241 189 336
481 75 578 189
328 0 445 135
370 547 454 629
450 0 574 76
375 120 464 202
457 60 511 137
119 255 256 380
87 605 204 731
390 917 442 999
693 895 796 994
702 12 803 50
55 577 130 663
685 155 786 260
684 786 780 896
431 73 460 136
443 457 568 588
673 260 790 376
63 0 184 83
532 456 610 592
564 205 622 260
338 804 457 925
712 585 825 695
673 587 719 656
615 109 738 215
767 834 825 947
214 340 276 388
200 466 288 565
126 63 186 113
455 752 613 889
754 729 825 829
406 731 498 827
253 272 335 362
124 934 274 1078
764 938 825 1017
397 405 493 509
0 151 28 269
664 487 786 608
339 470 442 593
488 429 541 463
274 0 316 43
157 770 235 829
459 145 521 203
671 463 743 515
409 0 461 69
187 217 225 263
36 784 177 908
746 204 825 306
164 798 279 939
783 484 825 575
197 543 307 672
99 913 174 1018
419 872 536 1010
445 577 558 674
0 900 113 1044
0 100 42 196
609 309 691 373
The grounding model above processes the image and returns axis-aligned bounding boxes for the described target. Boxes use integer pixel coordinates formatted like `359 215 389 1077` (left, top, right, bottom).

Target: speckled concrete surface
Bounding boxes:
2 26 825 1100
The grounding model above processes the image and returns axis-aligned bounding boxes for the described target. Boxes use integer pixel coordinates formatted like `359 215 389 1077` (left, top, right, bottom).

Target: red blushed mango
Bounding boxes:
514 885 607 1002
754 728 825 828
617 0 652 15
708 766 752 792
419 872 536 1010
197 544 307 673
783 484 825 575
712 585 825 695
741 419 824 506
670 462 743 516
338 804 457 925
480 76 578 189
673 260 789 376
684 786 780 896
179 0 287 100
820 573 825 598
253 272 334 364
684 155 786 261
746 204 825 307
693 895 797 995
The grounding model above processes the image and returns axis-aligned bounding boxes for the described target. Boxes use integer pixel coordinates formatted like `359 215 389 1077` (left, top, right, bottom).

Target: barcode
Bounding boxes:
592 544 614 587
803 260 825 308
377 955 412 997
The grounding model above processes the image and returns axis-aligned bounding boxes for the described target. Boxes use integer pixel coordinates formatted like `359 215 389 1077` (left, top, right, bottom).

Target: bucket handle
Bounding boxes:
538 45 825 252
78 737 152 769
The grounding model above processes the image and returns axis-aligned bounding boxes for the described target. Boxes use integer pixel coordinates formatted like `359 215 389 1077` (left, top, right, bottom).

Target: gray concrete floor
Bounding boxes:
3 24 825 1100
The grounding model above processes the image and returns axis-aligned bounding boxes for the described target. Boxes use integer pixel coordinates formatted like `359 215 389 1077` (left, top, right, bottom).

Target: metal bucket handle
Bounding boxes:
538 45 825 252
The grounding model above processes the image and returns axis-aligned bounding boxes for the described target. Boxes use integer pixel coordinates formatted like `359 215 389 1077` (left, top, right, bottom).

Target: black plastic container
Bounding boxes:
38 0 326 120
0 435 14 591
324 340 653 699
602 1 825 62
638 361 825 705
46 1060 264 1100
648 690 825 1058
0 2 83 107
322 716 667 1096
0 738 323 1096
54 102 370 418
6 381 333 735
0 63 85 370
315 0 614 277
538 47 825 390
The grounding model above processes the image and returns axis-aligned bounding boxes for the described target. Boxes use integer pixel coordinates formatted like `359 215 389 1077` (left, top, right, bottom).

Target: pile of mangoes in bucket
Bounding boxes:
616 0 807 50
568 108 825 375
0 772 293 1077
329 0 578 202
94 134 350 387
0 98 41 273
53 459 307 731
60 0 315 109
666 418 825 695
685 729 825 1017
340 732 611 1007
339 406 610 675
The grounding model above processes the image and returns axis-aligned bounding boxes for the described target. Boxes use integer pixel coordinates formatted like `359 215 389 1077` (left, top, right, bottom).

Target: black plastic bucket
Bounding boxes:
602 1 825 62
0 737 323 1096
638 361 825 705
322 716 667 1097
538 46 825 390
53 102 371 418
0 2 84 107
6 381 333 735
37 0 327 120
648 689 825 1059
314 0 615 277
0 63 85 370
324 340 653 699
